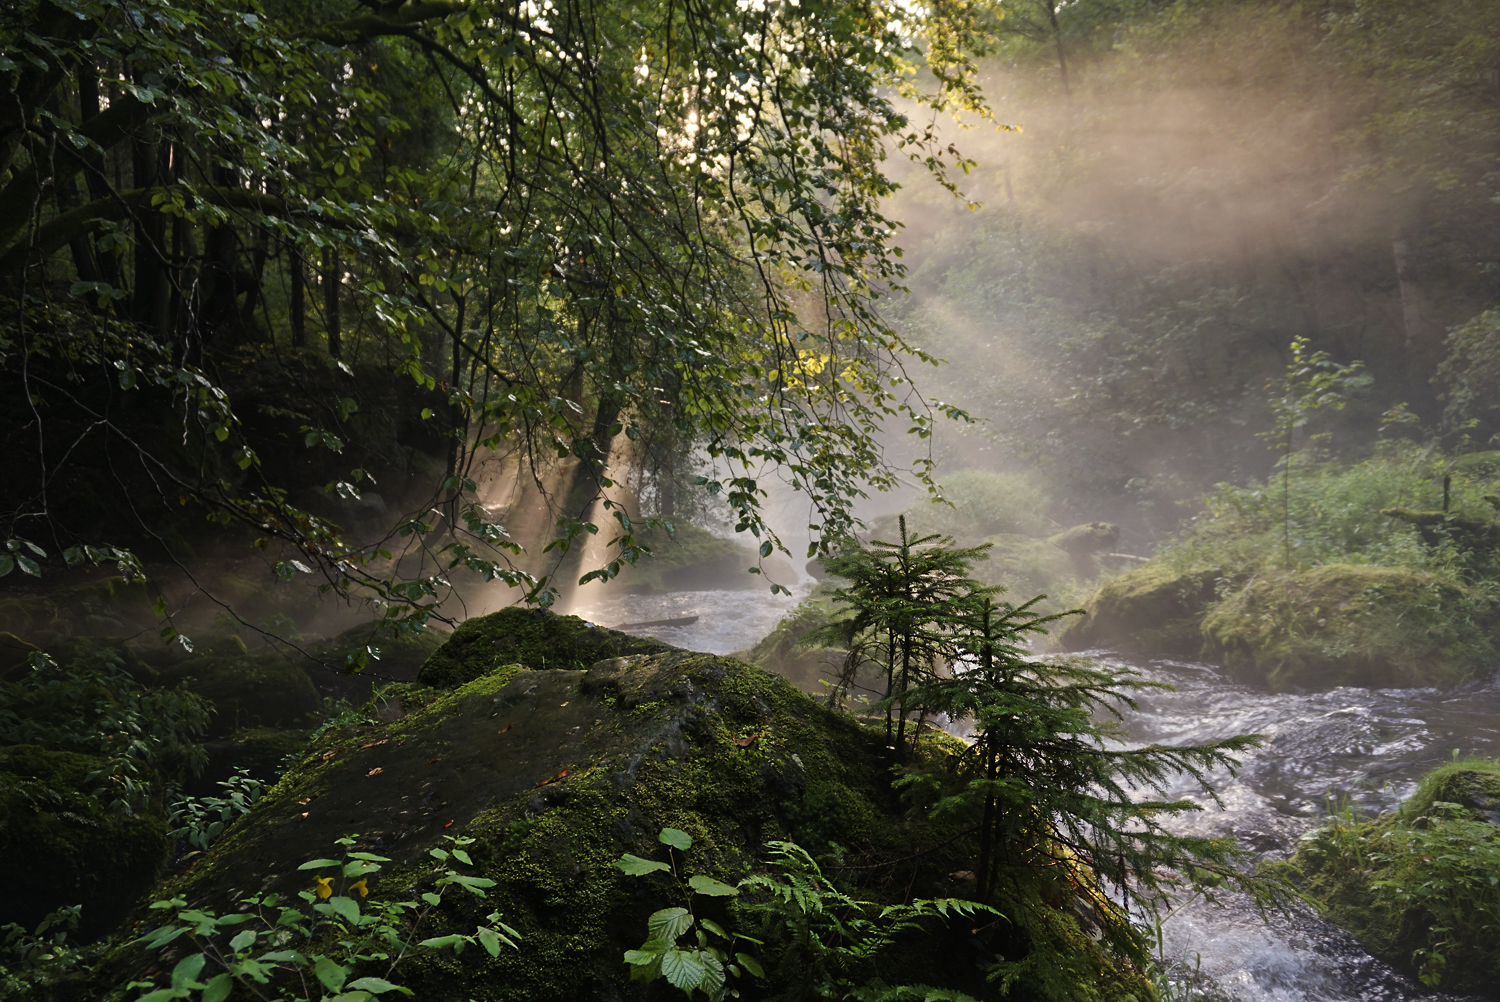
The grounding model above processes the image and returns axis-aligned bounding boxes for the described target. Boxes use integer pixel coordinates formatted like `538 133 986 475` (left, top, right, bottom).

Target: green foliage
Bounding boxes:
614 827 763 1000
0 649 210 814
811 516 992 754
169 768 265 854
0 0 1003 621
129 834 519 1002
0 903 108 1000
617 829 995 1001
906 596 1271 978
1283 759 1500 996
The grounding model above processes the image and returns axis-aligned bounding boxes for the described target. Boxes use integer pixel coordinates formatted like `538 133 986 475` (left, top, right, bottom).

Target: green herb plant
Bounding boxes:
129 834 519 1002
168 768 266 854
617 830 998 1001
615 827 763 1000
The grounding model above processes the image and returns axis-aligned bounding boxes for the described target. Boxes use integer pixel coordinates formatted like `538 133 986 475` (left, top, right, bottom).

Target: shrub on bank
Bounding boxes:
1280 758 1500 997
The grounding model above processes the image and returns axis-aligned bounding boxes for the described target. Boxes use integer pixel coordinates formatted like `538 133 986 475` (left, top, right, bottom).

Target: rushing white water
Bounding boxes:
1112 654 1500 1002
568 581 812 655
600 588 1500 1002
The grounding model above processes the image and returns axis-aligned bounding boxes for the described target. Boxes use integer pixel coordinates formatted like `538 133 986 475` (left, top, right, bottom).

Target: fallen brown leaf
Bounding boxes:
428 757 442 765
733 734 760 748
366 767 383 777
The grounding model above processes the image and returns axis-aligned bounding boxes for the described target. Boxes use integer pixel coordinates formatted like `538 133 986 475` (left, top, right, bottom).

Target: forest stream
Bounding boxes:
597 587 1500 1002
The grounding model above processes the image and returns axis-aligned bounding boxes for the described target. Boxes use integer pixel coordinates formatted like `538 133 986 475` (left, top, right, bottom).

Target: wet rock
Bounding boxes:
1053 564 1221 656
416 606 670 689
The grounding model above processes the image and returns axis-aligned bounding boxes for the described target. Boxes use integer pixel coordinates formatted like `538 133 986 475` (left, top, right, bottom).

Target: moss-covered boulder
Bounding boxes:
133 652 992 1001
1052 564 1221 655
979 533 1078 600
0 744 170 938
416 606 670 689
156 652 322 738
1280 759 1500 997
1199 565 1495 690
738 595 845 692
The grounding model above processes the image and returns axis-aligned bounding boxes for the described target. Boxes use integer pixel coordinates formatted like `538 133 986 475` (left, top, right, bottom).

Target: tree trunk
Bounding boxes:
129 126 167 332
290 243 306 347
323 245 341 358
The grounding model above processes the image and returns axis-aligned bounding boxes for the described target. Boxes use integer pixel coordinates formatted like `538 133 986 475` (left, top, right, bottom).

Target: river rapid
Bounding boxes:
585 586 1500 1002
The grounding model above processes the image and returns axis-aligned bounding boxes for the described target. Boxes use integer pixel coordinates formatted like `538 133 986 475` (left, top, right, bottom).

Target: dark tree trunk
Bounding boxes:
290 243 306 347
323 245 341 358
129 125 167 331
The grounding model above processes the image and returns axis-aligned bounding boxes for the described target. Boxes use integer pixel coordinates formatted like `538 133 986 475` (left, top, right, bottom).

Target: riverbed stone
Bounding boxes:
1052 563 1221 655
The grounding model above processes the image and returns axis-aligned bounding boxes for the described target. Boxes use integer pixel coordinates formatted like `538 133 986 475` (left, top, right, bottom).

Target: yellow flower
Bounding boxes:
349 879 369 898
314 876 334 899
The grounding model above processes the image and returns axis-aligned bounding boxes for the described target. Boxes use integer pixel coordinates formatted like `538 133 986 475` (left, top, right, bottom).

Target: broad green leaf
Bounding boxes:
660 948 709 992
227 928 257 952
418 934 465 950
658 828 692 851
346 976 406 994
298 858 343 870
688 874 739 897
170 953 207 989
326 895 360 924
737 952 766 978
615 854 670 876
201 972 233 1002
476 926 503 956
624 947 664 966
314 956 348 992
647 907 693 944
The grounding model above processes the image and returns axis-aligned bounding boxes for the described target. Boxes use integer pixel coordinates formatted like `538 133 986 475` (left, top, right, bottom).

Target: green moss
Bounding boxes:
127 650 1007 1000
0 744 169 939
1396 757 1500 823
1053 563 1221 656
1279 760 1500 997
416 606 670 689
1199 564 1495 689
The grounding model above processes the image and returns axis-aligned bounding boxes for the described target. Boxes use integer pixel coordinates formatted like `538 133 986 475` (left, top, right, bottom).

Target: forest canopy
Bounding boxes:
0 0 995 618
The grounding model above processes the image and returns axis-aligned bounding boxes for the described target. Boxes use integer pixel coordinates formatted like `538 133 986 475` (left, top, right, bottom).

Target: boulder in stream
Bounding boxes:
1052 563 1221 656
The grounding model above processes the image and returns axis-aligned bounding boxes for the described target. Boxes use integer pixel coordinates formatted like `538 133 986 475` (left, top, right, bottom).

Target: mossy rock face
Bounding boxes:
739 596 847 692
1200 564 1495 690
156 653 322 738
0 744 169 939
148 653 962 1001
416 606 670 689
1397 759 1500 825
1052 564 1220 656
979 533 1078 599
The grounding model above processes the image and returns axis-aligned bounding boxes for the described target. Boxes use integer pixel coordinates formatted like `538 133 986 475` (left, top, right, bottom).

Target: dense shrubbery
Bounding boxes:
1061 444 1500 687
1280 758 1500 997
